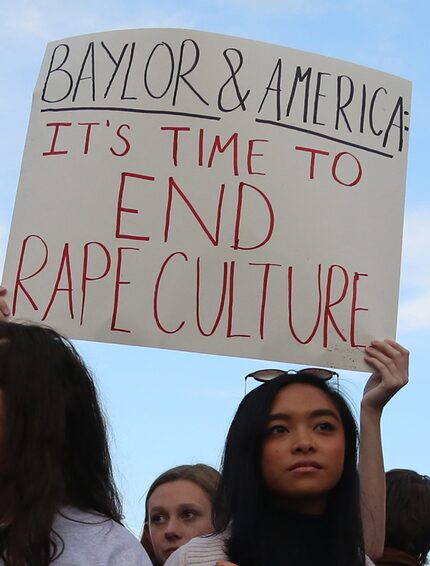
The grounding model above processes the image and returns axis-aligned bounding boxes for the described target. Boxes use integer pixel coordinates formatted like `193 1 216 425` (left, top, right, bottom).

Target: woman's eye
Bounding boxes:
150 514 166 525
182 510 198 520
268 424 288 435
316 422 335 432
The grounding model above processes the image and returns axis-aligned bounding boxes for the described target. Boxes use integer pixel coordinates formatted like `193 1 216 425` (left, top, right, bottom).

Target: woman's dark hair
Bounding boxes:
141 464 220 564
0 321 122 566
385 468 430 564
213 373 365 566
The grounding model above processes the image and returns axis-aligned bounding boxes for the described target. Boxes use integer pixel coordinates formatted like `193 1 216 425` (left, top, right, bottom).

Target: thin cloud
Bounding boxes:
3 7 49 39
398 206 430 332
1 2 197 43
399 294 430 332
213 0 333 15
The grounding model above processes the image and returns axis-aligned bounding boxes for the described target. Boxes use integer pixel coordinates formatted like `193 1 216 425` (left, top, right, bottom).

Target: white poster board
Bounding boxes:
2 29 412 370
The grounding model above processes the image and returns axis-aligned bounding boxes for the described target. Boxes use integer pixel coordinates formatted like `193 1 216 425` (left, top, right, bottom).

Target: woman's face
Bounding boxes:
261 382 345 514
147 479 214 564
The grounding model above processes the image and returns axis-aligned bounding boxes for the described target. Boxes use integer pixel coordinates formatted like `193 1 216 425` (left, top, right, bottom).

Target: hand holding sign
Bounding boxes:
363 339 409 410
0 287 10 319
359 338 409 558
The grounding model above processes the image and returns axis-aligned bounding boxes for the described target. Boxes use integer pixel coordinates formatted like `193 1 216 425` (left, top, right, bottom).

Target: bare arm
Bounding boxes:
359 339 409 560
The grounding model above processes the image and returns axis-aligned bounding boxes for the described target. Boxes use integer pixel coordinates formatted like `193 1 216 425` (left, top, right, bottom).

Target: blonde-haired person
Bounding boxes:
142 464 220 565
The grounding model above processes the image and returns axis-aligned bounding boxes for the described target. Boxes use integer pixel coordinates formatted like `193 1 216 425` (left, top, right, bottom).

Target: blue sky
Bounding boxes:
1 0 429 534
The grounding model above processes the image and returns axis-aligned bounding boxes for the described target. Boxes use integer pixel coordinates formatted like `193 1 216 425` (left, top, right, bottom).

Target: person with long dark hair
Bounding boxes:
166 340 409 566
0 320 151 566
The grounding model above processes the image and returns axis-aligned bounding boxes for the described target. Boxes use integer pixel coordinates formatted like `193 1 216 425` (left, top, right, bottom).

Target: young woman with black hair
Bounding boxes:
166 340 409 566
0 320 151 566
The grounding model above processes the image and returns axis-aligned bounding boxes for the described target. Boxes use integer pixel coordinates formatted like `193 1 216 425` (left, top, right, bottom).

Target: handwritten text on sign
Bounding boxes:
2 29 412 370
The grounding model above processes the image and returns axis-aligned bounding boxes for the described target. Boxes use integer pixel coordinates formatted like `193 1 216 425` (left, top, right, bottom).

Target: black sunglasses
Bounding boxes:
244 367 339 395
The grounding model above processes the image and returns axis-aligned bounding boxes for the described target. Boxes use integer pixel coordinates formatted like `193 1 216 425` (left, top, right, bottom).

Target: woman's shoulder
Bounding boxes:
165 531 375 566
52 507 152 565
165 532 229 566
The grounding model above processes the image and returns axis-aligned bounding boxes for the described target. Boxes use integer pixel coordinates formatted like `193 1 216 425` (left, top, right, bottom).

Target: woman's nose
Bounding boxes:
164 518 182 540
292 430 316 453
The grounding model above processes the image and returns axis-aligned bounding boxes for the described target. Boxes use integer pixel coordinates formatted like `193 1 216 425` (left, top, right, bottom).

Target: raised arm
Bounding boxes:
359 339 409 560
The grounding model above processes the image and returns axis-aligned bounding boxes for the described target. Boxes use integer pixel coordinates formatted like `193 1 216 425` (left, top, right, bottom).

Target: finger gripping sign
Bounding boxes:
2 29 412 370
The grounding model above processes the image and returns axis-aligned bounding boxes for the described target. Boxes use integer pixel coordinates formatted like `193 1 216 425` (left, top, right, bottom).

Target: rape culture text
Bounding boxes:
2 29 412 370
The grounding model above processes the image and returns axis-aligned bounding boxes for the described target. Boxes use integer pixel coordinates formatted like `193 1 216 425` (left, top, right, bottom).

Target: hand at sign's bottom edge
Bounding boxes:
215 562 239 566
362 339 409 413
0 286 10 320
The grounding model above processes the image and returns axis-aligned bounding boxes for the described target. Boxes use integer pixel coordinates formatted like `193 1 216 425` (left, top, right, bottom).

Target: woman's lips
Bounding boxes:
288 461 323 471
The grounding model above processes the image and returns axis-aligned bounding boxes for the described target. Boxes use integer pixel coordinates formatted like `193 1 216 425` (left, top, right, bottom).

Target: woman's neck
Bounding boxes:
268 493 328 515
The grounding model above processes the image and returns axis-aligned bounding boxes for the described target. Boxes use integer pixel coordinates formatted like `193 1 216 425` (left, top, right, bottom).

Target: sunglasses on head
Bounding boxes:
244 367 339 395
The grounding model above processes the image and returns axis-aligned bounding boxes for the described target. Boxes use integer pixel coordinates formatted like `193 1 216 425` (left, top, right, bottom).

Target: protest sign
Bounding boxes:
2 29 412 370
